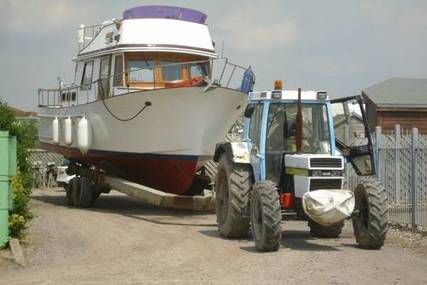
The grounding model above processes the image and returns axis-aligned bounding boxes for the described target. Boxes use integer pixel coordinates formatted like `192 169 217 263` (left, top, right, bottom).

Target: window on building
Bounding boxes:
80 61 93 90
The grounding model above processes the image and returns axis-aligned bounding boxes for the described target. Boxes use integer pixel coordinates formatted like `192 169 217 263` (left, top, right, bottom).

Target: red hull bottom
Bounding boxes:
40 143 207 195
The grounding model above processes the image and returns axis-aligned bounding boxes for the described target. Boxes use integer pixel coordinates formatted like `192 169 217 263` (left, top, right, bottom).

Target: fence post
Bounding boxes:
395 124 401 203
344 125 350 186
411 127 418 227
374 126 382 179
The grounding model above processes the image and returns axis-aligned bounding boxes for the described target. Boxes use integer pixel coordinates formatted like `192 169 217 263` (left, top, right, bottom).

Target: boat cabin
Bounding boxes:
40 5 221 107
76 51 211 99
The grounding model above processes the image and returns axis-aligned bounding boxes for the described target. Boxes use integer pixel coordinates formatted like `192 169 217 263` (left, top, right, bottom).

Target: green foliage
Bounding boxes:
9 174 32 239
0 100 37 239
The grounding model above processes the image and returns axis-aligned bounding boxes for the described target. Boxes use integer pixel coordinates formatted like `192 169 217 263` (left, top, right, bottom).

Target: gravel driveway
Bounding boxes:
1 188 426 285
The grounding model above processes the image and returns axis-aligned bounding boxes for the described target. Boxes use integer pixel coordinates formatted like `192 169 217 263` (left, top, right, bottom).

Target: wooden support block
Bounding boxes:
9 238 25 266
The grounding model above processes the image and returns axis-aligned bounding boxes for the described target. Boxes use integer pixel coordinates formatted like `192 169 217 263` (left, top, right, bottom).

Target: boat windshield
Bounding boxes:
266 103 331 183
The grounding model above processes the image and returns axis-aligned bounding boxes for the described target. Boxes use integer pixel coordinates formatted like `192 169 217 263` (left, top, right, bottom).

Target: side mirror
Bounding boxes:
244 104 256 118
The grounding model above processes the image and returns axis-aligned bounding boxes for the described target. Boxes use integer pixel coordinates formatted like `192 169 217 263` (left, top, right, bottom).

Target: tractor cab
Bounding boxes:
243 85 375 190
213 81 388 252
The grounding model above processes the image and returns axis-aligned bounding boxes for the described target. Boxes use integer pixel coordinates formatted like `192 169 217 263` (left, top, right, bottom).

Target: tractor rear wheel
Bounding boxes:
250 181 282 252
352 177 388 249
215 154 252 238
308 220 344 238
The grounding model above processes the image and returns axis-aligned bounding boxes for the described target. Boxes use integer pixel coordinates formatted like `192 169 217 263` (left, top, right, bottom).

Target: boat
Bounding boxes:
37 5 255 195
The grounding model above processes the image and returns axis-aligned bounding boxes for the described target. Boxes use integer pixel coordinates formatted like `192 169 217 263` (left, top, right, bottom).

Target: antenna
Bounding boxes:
296 88 303 153
221 40 225 58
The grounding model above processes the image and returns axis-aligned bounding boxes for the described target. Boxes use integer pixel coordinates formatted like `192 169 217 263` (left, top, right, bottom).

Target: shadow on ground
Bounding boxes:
33 189 353 252
199 228 343 253
31 190 216 227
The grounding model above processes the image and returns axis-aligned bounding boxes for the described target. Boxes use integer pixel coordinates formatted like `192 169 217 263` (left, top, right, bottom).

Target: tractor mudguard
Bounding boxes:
213 142 251 164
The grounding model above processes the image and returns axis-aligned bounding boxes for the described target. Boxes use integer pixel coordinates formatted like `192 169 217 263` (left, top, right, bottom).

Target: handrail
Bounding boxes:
78 24 104 53
37 57 255 108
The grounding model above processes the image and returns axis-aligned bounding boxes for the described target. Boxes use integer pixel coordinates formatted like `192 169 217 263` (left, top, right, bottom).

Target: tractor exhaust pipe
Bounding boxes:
296 88 303 153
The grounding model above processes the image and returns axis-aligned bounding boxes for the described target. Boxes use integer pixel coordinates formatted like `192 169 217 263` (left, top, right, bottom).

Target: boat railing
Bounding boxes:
77 24 104 53
37 58 255 108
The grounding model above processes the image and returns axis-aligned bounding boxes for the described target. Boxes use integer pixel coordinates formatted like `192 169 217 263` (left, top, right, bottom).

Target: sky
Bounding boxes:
1 0 426 111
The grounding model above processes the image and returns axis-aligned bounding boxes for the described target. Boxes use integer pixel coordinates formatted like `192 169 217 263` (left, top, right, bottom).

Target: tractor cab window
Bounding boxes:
331 96 375 176
266 103 330 183
248 103 263 148
266 103 330 154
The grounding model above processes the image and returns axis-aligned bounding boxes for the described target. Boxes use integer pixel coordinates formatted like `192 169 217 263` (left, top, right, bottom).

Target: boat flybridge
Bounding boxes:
37 5 255 195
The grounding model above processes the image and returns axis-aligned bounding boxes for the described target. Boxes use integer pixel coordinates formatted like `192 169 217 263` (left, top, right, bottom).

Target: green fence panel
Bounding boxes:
0 130 17 247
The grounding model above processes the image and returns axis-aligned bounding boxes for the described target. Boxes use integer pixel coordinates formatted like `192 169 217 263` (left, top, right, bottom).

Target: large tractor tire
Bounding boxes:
308 220 344 238
215 154 252 238
250 181 282 252
352 177 388 249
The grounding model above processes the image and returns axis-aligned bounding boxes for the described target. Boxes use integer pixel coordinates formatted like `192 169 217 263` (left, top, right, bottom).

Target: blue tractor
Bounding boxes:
213 83 388 252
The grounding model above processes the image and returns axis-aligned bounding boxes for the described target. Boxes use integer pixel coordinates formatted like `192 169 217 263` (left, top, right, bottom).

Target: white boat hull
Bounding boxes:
38 86 246 194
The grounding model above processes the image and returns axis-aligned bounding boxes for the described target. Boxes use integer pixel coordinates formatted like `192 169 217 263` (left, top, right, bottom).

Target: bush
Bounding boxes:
0 100 37 240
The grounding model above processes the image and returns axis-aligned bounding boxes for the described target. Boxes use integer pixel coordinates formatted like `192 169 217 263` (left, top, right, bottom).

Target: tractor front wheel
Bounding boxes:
250 181 282 252
352 177 388 249
215 154 252 238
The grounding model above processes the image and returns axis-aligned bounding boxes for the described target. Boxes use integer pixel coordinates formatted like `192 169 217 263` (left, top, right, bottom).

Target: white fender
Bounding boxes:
64 117 73 145
230 142 251 163
52 117 59 144
77 116 91 154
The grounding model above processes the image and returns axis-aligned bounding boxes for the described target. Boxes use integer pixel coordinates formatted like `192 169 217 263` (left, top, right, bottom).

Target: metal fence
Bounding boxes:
346 125 427 227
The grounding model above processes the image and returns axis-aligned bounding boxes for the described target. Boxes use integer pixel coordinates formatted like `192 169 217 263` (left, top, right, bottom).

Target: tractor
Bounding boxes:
213 82 388 252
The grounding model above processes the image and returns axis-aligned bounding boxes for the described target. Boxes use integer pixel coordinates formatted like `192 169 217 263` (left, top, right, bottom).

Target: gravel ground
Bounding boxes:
0 188 426 285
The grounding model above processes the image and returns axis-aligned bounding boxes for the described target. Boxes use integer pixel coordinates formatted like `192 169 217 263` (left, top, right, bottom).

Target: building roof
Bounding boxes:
9 106 37 117
28 149 63 167
362 78 427 108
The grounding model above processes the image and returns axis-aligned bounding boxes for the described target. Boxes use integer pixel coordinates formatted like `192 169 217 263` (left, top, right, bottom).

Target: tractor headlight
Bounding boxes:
271 90 282 99
317 91 327 100
331 170 343 177
310 170 342 177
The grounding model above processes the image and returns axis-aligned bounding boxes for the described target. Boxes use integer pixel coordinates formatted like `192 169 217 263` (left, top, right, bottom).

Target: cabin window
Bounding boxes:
189 62 208 78
160 60 182 81
128 59 156 82
98 56 111 99
124 52 210 88
80 61 93 90
113 55 123 86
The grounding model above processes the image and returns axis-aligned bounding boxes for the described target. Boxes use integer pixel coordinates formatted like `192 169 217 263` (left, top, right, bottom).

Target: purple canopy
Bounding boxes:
123 5 207 24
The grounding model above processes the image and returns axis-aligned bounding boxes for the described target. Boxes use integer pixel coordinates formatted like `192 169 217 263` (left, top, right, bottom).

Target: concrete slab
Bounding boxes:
104 176 215 211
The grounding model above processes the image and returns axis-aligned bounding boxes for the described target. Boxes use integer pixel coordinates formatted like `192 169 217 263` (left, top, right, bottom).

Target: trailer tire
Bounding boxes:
75 177 94 208
308 220 344 238
352 177 388 249
65 181 74 206
250 181 282 252
215 154 252 238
